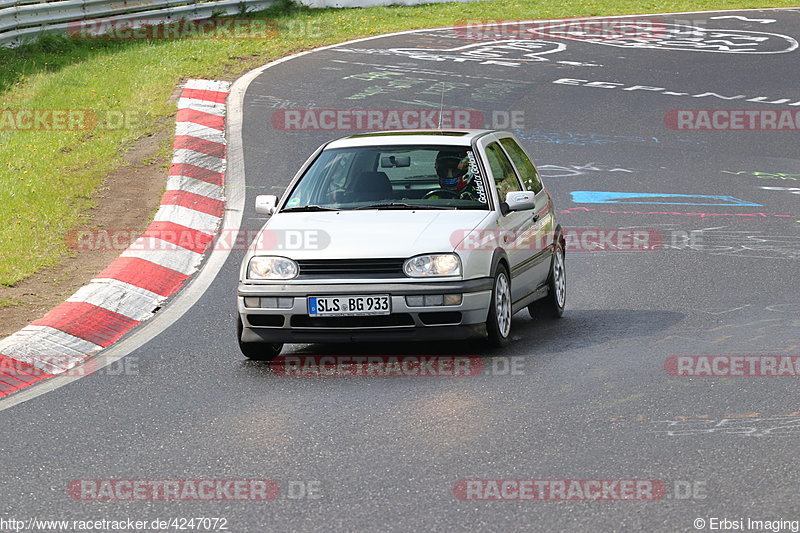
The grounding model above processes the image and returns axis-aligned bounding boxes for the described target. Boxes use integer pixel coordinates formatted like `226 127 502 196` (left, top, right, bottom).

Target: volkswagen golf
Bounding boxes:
236 130 566 359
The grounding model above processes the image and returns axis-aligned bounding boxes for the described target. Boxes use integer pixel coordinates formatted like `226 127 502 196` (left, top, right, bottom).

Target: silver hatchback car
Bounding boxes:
236 130 565 359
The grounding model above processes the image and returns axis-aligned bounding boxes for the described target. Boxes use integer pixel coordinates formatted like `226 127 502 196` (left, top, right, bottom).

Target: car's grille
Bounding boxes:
290 314 414 328
296 258 405 279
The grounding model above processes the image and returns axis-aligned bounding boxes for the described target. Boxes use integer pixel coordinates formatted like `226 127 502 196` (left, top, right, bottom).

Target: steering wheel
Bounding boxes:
423 189 459 200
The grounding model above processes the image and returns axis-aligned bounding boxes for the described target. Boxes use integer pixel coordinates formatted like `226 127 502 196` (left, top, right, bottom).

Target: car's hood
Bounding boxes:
252 210 491 259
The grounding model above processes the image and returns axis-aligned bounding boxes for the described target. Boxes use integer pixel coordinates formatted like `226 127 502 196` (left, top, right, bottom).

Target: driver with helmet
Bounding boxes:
427 150 481 201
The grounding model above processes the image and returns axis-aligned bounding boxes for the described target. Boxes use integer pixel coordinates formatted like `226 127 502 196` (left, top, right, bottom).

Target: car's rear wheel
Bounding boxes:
529 240 566 319
236 315 283 361
486 265 512 347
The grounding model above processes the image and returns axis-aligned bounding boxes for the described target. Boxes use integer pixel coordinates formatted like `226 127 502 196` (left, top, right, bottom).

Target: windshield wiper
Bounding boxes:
355 203 452 210
281 205 338 213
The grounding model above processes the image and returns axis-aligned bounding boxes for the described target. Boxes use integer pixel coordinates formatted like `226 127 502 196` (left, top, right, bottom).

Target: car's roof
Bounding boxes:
325 129 498 149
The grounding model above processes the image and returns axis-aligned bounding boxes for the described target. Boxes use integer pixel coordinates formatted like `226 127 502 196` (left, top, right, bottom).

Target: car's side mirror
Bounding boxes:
502 191 535 215
255 195 278 215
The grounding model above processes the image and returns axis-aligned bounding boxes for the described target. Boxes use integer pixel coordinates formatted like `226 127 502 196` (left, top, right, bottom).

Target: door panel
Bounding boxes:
477 137 541 303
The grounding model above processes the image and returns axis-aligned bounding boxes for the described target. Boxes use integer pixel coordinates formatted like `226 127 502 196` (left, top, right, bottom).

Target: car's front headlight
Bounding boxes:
403 253 462 278
247 256 298 280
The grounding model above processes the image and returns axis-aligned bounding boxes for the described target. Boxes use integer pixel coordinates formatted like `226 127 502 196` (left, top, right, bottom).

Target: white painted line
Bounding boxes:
67 280 163 322
152 204 222 235
166 175 224 201
120 237 204 275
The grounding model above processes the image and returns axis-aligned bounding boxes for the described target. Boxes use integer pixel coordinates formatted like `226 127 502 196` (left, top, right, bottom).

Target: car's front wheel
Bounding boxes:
236 315 283 361
529 240 566 319
486 265 512 347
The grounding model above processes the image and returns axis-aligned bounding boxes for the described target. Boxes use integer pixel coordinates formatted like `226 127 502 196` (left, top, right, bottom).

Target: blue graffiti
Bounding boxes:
570 191 762 207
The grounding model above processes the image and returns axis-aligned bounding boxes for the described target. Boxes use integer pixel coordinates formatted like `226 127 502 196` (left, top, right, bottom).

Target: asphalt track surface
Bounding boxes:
2 8 800 532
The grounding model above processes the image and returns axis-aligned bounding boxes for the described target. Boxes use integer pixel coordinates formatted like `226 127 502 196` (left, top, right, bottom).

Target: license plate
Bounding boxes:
308 295 391 316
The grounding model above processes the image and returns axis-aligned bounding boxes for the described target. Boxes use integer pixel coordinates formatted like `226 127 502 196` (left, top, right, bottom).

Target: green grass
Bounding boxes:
0 297 22 309
0 0 797 286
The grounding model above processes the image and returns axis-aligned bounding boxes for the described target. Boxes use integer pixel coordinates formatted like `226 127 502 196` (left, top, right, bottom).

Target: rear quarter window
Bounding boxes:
499 137 543 193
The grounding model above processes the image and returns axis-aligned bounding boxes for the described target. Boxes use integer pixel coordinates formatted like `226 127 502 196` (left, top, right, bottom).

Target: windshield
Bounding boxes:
281 145 490 211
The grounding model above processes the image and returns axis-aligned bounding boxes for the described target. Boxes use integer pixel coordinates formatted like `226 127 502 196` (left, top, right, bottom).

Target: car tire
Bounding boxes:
236 315 283 361
486 264 513 347
528 239 566 319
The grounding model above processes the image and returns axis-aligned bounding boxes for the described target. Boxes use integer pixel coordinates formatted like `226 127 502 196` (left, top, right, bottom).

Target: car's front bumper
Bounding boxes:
237 278 493 343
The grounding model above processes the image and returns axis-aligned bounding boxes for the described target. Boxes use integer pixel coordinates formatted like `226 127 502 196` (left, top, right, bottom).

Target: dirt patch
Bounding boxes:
0 120 175 339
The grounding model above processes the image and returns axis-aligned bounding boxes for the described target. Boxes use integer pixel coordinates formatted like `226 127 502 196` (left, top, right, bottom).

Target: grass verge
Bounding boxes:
0 297 22 309
0 0 797 286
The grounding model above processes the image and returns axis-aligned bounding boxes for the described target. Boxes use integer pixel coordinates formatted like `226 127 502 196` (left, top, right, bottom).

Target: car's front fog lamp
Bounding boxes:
247 256 298 280
444 294 463 306
406 294 462 307
243 297 260 308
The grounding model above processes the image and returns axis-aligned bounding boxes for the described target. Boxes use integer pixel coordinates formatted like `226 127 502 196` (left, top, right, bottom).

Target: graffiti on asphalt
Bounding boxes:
656 228 800 259
722 170 800 181
591 411 800 424
538 163 634 178
708 15 777 24
340 70 529 104
652 316 800 351
570 191 762 207
552 78 800 108
529 22 797 54
512 129 703 146
329 59 539 85
760 186 800 195
334 40 602 68
559 206 796 220
469 81 530 103
252 95 316 109
685 303 799 314
653 417 800 437
342 71 454 100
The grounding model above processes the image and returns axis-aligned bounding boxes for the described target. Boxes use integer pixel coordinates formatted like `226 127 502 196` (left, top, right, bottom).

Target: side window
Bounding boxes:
484 142 523 200
500 137 543 193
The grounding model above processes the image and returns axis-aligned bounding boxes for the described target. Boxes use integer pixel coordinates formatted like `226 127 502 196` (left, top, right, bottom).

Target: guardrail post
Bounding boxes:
10 0 20 47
